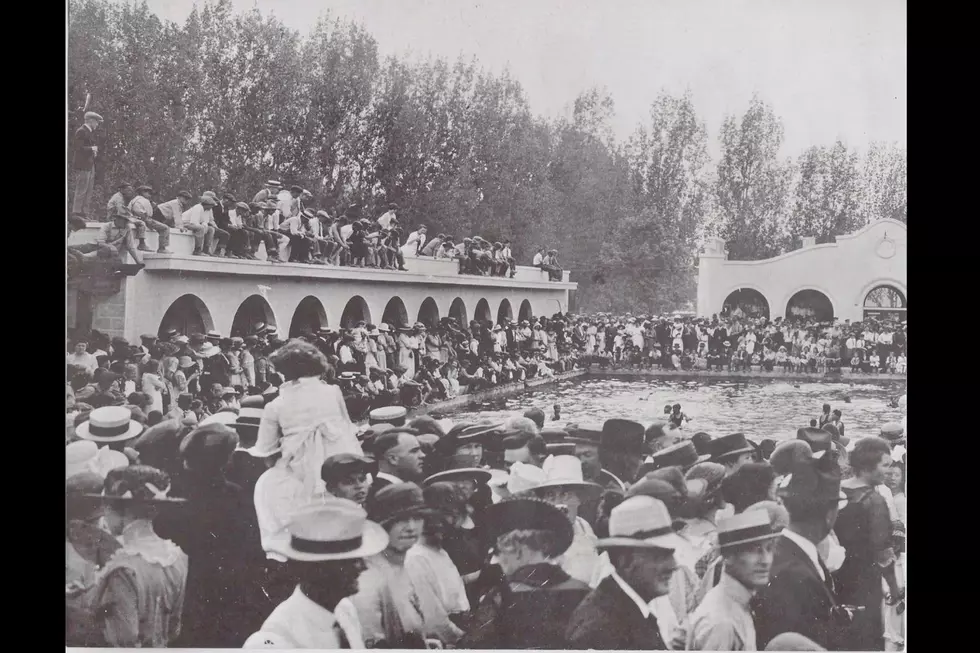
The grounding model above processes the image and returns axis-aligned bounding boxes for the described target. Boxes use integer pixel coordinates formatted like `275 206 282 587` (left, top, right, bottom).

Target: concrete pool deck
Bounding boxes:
404 367 905 419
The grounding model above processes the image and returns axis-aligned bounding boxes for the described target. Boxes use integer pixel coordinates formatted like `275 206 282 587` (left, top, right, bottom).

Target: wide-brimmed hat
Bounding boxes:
270 499 389 562
502 461 547 496
601 419 646 456
564 425 602 446
484 497 574 557
368 483 435 526
75 406 144 443
369 406 408 426
880 422 904 441
717 509 781 551
66 440 130 479
80 465 186 506
231 396 263 434
709 432 756 461
796 428 833 453
637 440 710 477
596 495 686 551
527 454 603 500
423 467 492 487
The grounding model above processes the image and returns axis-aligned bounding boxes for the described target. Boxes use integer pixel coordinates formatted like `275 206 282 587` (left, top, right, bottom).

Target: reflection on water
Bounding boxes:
442 377 906 441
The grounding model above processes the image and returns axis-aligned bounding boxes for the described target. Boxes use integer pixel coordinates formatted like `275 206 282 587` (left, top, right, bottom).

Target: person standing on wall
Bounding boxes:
71 111 103 221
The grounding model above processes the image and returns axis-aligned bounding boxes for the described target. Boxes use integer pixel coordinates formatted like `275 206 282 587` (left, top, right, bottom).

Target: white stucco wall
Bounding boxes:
697 219 907 321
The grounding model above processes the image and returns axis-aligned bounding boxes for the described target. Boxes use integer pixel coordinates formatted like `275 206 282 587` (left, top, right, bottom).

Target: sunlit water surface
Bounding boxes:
442 376 906 441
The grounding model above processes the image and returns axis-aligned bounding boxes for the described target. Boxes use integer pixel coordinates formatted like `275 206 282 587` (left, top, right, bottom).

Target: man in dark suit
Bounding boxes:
365 430 426 507
753 454 853 650
71 111 103 220
566 495 683 649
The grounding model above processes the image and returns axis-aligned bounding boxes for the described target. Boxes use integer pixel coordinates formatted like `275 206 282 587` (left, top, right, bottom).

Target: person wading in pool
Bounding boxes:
669 403 690 428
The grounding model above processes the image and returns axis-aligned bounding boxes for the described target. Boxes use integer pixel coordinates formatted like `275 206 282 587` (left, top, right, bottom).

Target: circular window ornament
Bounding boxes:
876 233 897 259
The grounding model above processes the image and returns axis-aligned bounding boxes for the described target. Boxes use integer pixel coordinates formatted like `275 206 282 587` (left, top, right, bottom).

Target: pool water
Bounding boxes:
442 376 906 441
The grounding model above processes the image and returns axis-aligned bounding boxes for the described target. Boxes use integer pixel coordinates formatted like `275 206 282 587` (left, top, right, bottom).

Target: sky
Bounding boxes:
137 0 906 156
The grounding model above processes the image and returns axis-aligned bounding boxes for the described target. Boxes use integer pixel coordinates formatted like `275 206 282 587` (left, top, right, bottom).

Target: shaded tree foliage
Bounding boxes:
68 0 906 313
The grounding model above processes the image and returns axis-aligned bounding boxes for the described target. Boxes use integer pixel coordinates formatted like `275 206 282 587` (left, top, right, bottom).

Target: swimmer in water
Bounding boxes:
809 418 818 427
670 403 690 428
664 404 672 418
818 403 832 427
552 404 561 421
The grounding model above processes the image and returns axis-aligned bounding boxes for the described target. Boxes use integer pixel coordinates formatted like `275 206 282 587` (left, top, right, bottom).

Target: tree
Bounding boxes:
785 140 862 248
858 142 907 225
714 95 794 260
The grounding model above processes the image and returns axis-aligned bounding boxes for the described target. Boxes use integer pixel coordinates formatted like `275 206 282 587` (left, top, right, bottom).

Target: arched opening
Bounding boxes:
382 297 409 329
518 299 533 324
417 297 440 329
785 289 834 322
474 298 492 325
340 296 371 328
158 294 214 339
497 299 513 325
722 288 770 319
449 297 467 326
289 296 328 338
232 295 277 337
863 285 906 321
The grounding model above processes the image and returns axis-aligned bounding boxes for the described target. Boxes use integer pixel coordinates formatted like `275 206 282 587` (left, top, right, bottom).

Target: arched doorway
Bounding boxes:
232 295 277 337
340 296 371 328
449 297 467 326
518 299 533 324
382 297 409 329
863 285 906 322
497 299 513 325
474 298 492 325
158 294 214 338
785 289 834 322
289 296 328 338
722 288 770 319
417 297 440 329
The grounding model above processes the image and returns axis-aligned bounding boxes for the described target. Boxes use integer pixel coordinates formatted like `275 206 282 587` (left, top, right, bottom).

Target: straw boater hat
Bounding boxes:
66 440 130 479
484 497 575 557
595 495 686 551
76 406 144 443
369 406 408 427
270 499 388 562
528 454 603 501
716 509 781 551
423 467 492 487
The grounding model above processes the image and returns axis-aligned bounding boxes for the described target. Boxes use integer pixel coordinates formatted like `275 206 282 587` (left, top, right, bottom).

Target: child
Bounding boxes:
869 352 880 373
850 352 861 373
885 352 898 374
895 353 907 374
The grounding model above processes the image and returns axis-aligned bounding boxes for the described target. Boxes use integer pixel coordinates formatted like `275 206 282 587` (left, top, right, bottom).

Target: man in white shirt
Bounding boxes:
501 239 516 277
401 225 427 258
377 203 398 230
277 185 302 220
278 210 316 262
127 184 172 253
532 247 545 267
181 195 220 256
156 190 194 229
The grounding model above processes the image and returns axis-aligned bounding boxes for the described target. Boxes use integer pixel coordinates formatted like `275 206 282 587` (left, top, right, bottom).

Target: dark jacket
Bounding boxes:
565 575 668 650
72 125 97 171
753 534 853 651
212 201 232 229
155 472 265 648
462 563 589 649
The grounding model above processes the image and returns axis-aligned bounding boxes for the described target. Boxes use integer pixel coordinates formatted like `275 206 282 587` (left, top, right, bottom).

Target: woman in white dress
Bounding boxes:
140 359 166 414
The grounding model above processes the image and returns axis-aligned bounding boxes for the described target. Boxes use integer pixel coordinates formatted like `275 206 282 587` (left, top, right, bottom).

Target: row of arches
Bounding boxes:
158 294 536 339
722 285 907 321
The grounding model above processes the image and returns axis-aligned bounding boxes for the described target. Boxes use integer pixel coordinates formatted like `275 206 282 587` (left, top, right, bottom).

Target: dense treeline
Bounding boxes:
68 0 907 313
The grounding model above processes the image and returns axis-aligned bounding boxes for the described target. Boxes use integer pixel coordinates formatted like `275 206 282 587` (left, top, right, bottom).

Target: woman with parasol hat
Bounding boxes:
71 465 188 648
460 496 589 649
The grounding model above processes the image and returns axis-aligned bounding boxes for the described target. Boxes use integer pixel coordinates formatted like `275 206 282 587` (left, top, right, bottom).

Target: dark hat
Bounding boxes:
84 111 104 122
565 426 602 446
691 432 713 456
709 433 756 462
177 190 193 200
523 407 546 428
796 428 833 453
235 202 250 213
637 440 709 477
601 419 646 455
539 427 570 444
136 184 153 193
79 465 186 507
116 181 133 190
178 424 239 471
367 482 433 526
777 454 841 503
290 185 303 193
483 497 574 557
758 439 777 460
231 395 264 437
545 442 577 456
321 453 377 483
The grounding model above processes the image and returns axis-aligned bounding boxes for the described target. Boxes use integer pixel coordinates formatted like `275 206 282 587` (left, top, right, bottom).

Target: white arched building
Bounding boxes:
697 219 907 322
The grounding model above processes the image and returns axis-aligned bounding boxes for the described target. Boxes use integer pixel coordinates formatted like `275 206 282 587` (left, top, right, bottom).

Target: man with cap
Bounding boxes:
686 509 781 650
243 499 387 649
214 192 254 259
252 179 282 205
566 495 684 649
753 455 853 651
181 194 218 256
710 432 758 477
127 184 172 253
105 182 154 250
155 190 194 228
277 207 316 262
322 453 376 506
95 211 144 264
156 423 264 647
71 110 103 220
461 497 589 649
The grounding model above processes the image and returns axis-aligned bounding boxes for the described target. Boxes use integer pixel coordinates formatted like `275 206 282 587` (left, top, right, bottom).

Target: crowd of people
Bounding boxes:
563 311 908 375
69 121 564 281
65 329 908 649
